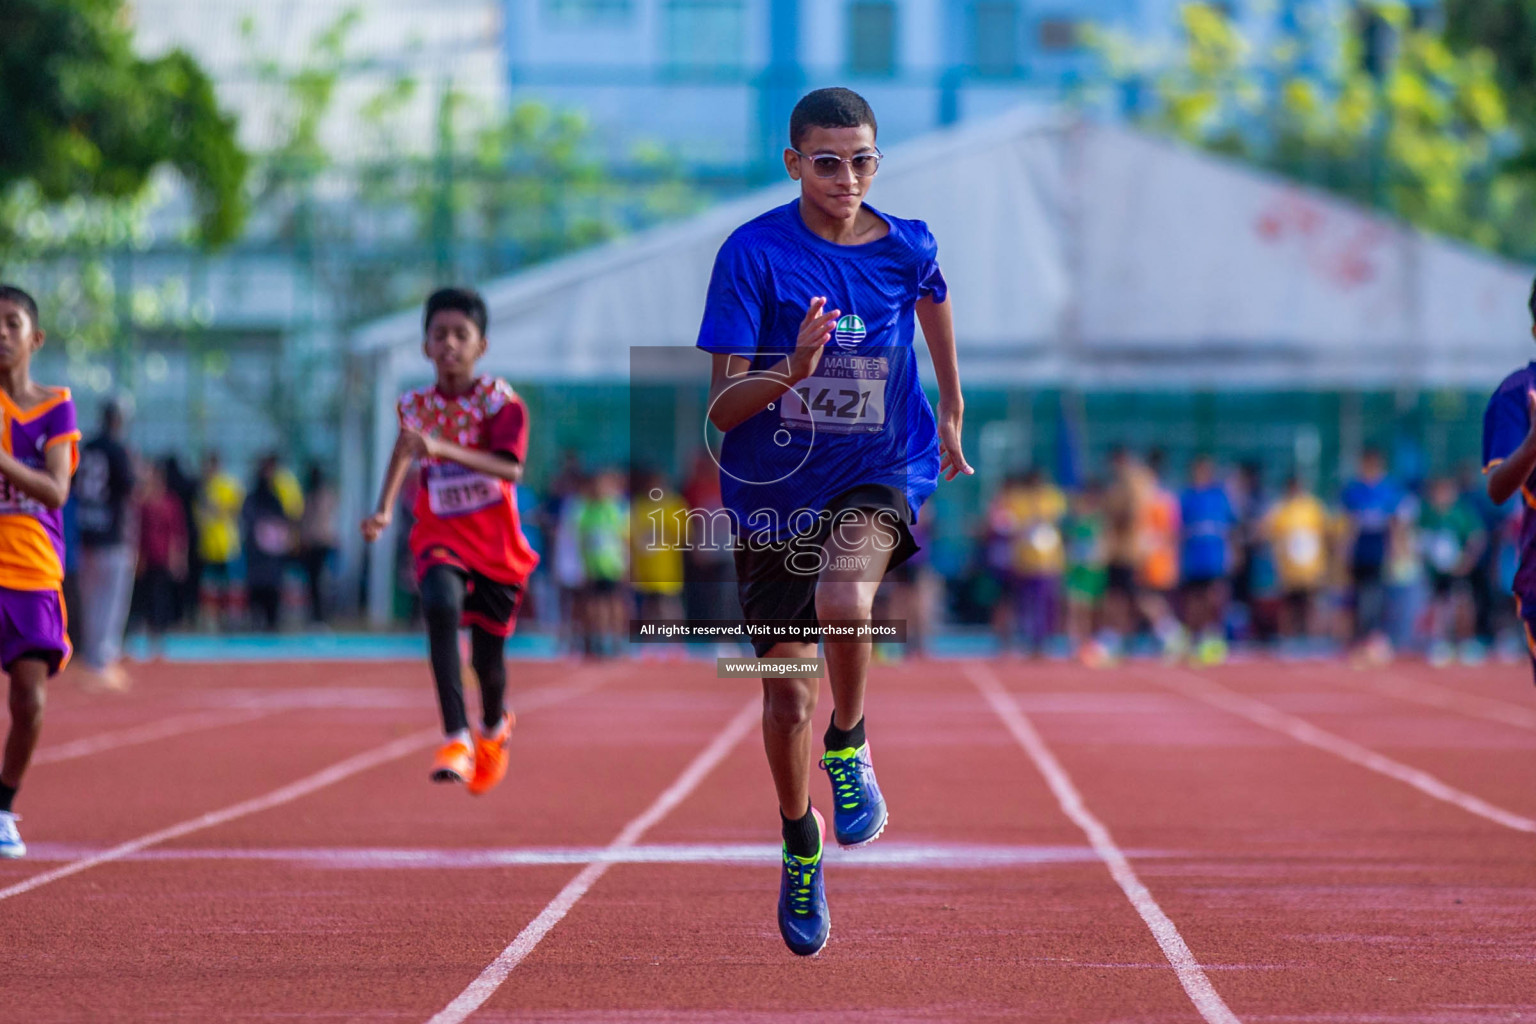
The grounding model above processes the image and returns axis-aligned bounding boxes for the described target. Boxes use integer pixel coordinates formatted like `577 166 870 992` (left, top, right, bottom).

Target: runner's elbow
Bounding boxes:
708 406 738 433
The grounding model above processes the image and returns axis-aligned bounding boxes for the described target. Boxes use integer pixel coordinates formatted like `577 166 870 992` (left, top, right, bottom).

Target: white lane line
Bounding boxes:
0 671 615 902
426 695 759 1024
1154 668 1536 835
18 841 1141 870
967 664 1243 1024
33 708 277 765
0 729 440 902
1318 668 1536 733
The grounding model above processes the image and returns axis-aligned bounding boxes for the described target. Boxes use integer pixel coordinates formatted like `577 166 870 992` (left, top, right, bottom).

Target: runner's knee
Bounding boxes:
815 581 874 623
762 681 816 733
419 566 464 627
8 681 43 727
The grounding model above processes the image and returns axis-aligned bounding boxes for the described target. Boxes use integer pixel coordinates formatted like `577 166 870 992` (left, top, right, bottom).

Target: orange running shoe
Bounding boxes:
430 738 475 785
467 714 516 796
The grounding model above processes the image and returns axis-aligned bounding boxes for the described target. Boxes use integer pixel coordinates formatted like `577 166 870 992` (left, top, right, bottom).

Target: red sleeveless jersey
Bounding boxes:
397 377 539 585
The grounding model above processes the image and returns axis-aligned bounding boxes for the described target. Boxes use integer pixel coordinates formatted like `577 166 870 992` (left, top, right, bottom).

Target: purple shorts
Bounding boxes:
0 586 70 677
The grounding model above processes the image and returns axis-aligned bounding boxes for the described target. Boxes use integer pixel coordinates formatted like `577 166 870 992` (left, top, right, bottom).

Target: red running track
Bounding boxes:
2 656 1535 1022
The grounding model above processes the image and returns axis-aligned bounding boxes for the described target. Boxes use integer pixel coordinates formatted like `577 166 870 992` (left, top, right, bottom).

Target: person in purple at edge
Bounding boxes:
0 286 82 858
1482 277 1536 681
1341 447 1406 665
1178 454 1237 666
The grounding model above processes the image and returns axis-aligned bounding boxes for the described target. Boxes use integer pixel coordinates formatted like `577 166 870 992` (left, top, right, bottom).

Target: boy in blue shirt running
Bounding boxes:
697 88 972 955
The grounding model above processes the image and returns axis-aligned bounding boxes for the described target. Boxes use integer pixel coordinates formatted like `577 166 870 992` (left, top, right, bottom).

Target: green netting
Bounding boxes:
515 383 1488 491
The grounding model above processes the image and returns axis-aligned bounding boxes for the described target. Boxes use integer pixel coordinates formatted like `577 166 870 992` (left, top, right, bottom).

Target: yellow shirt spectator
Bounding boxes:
1008 483 1068 576
198 470 245 565
1266 491 1329 591
631 489 687 597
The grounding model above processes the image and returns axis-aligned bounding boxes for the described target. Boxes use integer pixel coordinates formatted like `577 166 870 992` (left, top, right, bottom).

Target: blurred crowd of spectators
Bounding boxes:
70 408 1518 672
61 403 340 688
395 450 741 659
499 444 1521 665
973 447 1517 666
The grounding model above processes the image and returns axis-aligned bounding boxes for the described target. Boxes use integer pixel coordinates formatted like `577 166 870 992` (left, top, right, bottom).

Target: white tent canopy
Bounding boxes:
347 108 1536 620
1074 127 1535 388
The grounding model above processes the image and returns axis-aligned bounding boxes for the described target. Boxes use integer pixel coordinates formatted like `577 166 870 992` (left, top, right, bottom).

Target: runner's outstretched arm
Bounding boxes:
708 297 838 432
361 432 416 542
916 294 973 481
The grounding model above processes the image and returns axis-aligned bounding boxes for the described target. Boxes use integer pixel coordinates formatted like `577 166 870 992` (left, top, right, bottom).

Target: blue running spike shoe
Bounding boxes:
777 808 829 956
819 742 888 847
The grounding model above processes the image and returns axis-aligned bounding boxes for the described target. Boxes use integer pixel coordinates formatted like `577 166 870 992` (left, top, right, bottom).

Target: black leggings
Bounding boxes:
419 564 508 735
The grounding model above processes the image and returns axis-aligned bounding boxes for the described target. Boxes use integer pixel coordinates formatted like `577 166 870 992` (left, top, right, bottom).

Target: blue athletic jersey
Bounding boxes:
1341 477 1404 570
1483 362 1536 479
1179 484 1235 580
696 200 945 541
1483 362 1536 614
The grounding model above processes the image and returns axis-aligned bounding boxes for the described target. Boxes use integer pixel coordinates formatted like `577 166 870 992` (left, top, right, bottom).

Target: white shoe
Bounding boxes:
0 811 26 858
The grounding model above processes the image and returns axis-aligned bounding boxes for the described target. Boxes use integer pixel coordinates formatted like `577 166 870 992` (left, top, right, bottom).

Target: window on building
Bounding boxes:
663 0 747 72
971 1 1020 77
543 0 634 24
848 1 898 77
1036 17 1081 52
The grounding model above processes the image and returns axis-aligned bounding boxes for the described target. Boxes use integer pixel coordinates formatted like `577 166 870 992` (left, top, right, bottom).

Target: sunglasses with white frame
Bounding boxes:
789 148 884 179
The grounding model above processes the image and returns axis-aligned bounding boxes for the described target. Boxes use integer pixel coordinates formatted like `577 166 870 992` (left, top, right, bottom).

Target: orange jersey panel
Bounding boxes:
1138 490 1180 590
0 388 78 590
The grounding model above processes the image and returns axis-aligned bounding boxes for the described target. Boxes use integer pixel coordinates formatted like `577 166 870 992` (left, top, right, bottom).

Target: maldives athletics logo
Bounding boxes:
833 313 866 348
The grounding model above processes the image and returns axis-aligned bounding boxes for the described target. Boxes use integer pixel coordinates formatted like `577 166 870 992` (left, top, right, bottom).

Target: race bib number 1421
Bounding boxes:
780 354 889 436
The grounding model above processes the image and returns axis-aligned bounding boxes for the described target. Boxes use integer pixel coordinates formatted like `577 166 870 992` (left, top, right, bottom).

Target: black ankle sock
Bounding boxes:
781 806 820 858
824 715 866 752
0 782 15 813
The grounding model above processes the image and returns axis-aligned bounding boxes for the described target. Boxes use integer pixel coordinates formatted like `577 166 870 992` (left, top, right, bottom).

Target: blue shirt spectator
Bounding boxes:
1180 457 1236 583
1342 451 1405 572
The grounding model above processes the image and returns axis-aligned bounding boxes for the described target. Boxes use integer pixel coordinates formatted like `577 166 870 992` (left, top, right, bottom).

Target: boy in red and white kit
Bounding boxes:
363 288 539 794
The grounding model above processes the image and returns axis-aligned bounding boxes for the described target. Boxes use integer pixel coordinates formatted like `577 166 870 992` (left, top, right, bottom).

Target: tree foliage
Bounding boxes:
1444 0 1536 174
0 0 248 249
1091 1 1534 257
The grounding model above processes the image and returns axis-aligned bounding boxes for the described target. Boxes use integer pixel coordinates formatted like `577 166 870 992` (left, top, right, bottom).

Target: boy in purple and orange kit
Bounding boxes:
1482 279 1536 680
0 286 81 857
362 287 539 793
